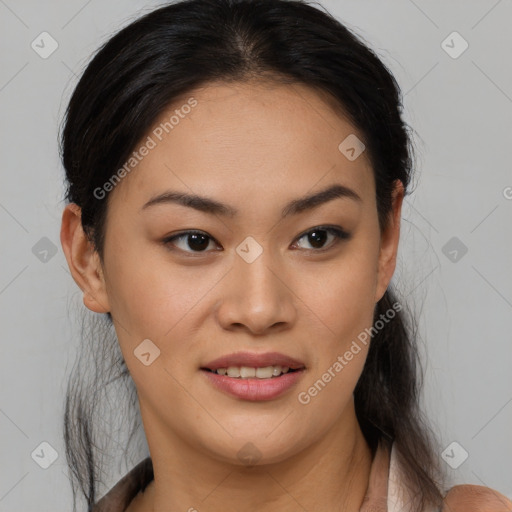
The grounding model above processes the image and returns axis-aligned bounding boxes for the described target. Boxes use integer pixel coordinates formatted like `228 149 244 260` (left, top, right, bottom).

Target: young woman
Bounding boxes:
59 0 512 510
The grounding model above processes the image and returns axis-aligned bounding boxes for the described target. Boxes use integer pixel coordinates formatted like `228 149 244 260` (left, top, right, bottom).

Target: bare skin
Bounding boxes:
60 79 404 512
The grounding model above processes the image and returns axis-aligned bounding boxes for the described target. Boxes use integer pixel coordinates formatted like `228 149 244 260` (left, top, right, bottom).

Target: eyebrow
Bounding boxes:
140 183 362 218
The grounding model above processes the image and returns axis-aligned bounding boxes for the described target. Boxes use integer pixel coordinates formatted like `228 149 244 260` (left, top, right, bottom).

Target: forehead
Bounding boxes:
111 80 374 208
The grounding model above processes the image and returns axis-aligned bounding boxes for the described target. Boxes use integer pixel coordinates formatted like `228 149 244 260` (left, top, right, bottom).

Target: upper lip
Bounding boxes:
202 351 306 371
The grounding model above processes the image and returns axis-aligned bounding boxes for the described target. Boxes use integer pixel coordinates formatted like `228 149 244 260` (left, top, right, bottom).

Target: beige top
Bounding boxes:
91 442 511 511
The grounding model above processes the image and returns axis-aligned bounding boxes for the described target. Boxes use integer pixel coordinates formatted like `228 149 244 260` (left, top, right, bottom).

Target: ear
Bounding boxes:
374 180 404 303
60 203 110 314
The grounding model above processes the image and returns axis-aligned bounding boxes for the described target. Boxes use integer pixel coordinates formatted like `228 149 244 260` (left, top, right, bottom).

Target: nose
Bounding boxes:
215 250 297 335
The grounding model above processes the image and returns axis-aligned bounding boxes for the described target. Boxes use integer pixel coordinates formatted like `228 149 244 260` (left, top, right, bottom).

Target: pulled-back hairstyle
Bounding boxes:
59 0 447 510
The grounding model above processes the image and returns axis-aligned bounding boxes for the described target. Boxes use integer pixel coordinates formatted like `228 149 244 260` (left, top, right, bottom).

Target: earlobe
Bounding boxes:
374 180 404 303
60 203 110 314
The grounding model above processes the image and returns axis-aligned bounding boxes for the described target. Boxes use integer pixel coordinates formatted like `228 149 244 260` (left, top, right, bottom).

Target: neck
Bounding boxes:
131 399 373 512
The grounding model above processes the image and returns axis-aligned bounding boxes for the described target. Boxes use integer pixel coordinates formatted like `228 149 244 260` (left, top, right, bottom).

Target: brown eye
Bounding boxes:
293 226 350 251
163 231 218 253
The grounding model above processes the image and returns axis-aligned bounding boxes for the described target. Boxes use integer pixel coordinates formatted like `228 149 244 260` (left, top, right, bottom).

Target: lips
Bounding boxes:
201 351 306 371
201 368 305 401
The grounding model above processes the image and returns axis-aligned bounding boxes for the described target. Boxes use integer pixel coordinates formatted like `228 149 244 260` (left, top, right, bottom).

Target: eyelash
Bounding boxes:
162 225 351 255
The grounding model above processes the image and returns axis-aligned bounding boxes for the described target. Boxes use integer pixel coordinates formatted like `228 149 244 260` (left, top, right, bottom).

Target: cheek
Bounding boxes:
300 247 379 344
103 235 209 336
294 339 369 445
295 270 373 416
102 241 233 387
301 269 374 383
293 236 378 397
321 269 375 319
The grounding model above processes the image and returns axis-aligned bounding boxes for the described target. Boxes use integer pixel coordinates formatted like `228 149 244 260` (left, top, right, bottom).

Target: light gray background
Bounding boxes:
1 0 511 510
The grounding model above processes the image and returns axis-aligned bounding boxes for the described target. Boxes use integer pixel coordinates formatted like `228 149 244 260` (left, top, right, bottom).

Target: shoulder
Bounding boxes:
442 484 512 511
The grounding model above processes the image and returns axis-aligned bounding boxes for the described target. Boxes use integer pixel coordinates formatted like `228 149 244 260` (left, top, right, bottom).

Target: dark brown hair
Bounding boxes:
60 1 446 510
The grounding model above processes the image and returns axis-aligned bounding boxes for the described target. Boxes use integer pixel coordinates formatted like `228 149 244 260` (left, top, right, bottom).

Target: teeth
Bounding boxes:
215 365 292 379
240 367 256 378
271 366 281 377
257 366 274 378
226 367 241 378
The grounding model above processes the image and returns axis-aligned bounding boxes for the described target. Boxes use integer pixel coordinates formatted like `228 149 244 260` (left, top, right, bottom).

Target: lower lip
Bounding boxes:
201 369 305 401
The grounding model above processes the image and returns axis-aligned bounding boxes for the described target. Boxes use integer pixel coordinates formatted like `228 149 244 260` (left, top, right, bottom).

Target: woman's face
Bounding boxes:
73 80 402 466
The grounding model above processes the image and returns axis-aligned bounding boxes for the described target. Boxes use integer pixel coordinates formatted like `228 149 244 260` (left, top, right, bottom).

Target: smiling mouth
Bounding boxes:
201 365 303 379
